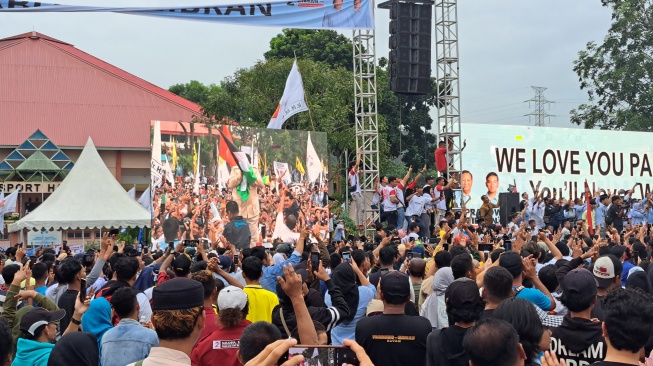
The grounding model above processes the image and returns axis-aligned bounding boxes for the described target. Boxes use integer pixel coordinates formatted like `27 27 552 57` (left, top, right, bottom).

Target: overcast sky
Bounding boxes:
1 0 612 129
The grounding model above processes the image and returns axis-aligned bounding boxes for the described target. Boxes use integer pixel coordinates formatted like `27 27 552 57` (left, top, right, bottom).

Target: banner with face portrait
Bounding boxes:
454 124 653 223
0 0 374 30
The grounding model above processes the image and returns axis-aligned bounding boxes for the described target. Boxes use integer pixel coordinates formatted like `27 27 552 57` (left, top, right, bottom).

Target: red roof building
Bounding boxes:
0 31 203 150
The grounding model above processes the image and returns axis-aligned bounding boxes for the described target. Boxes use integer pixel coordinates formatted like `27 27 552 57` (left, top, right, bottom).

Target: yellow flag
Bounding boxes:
193 142 198 174
296 156 305 175
171 137 178 170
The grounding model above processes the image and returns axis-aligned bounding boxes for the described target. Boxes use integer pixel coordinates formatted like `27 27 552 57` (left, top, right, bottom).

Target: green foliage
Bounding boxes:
570 0 653 131
168 80 221 105
265 29 354 70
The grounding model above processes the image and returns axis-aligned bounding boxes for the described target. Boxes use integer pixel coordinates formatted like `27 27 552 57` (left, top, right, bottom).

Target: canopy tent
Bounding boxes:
9 137 150 232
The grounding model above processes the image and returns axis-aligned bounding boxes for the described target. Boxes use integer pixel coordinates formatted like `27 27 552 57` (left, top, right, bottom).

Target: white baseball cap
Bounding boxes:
217 286 248 311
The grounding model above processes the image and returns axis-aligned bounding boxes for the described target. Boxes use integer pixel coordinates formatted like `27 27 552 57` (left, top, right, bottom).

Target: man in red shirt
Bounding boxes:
434 140 448 175
191 286 251 366
191 270 220 343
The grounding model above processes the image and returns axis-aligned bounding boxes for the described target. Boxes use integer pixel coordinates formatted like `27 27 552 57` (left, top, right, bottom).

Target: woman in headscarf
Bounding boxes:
626 269 653 294
80 297 113 348
46 332 99 366
420 267 454 329
326 261 376 345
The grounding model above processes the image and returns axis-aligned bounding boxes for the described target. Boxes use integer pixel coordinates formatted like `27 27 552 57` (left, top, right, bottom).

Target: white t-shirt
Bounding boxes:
434 186 446 210
401 232 420 245
381 185 398 212
272 212 301 243
348 169 361 193
406 194 430 217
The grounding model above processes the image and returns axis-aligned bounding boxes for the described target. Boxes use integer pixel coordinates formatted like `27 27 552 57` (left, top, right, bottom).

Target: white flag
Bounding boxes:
306 133 322 183
151 120 164 188
194 140 201 195
0 190 19 215
138 186 151 211
127 187 136 200
267 60 309 129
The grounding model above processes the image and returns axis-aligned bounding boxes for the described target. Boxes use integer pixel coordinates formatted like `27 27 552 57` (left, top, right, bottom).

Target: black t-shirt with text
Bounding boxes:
355 313 432 366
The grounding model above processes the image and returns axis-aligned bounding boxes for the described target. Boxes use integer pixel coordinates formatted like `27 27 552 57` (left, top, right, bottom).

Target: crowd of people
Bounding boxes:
0 153 652 366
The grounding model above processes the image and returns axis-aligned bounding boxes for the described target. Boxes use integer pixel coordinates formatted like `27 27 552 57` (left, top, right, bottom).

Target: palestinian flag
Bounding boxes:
218 128 258 202
219 125 238 168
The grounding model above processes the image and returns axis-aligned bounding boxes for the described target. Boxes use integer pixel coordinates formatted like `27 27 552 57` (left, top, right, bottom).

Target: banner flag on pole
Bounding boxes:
218 129 258 202
138 186 151 211
585 180 594 236
151 120 164 188
171 137 178 171
127 187 136 200
295 156 305 175
219 125 237 168
0 0 374 30
194 140 201 195
306 133 321 182
268 60 309 129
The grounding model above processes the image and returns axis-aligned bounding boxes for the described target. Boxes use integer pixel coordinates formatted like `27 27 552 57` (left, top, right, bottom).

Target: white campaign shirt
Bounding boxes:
348 169 361 193
406 194 430 217
272 212 300 243
434 187 446 210
381 185 398 212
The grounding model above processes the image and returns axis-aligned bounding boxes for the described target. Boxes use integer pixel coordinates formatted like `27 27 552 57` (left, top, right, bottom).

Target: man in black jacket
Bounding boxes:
551 266 606 364
223 200 251 250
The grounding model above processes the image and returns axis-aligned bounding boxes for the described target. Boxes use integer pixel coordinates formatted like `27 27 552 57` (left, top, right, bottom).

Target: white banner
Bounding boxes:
457 124 653 211
274 161 292 184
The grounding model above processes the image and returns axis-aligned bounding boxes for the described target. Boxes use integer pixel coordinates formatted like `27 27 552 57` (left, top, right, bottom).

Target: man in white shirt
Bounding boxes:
405 186 432 237
401 222 421 245
380 176 400 228
271 187 300 244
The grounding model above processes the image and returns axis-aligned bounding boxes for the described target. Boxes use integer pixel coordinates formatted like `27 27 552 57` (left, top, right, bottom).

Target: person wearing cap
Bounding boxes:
426 278 484 366
356 271 432 366
589 254 623 321
222 200 252 251
129 278 206 366
549 268 606 365
100 287 159 366
499 251 556 312
191 286 250 366
12 307 64 366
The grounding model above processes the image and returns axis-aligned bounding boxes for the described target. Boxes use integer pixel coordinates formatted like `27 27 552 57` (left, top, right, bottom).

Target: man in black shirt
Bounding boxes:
591 288 653 366
56 257 85 332
356 271 432 366
479 266 513 320
605 196 626 233
223 200 252 250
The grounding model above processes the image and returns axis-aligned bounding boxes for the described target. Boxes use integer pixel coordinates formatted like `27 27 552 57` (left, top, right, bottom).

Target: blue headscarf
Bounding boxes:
134 266 155 292
81 297 113 348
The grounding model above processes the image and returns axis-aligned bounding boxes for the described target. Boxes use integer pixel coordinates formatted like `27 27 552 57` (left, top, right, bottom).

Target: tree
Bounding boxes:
264 29 354 70
570 0 653 131
168 80 221 105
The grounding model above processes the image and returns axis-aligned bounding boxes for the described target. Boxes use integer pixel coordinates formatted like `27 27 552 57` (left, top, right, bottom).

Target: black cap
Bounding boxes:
171 254 191 275
609 245 627 260
445 278 482 309
425 176 435 181
152 278 204 310
276 243 293 256
499 251 523 278
561 268 598 298
20 308 66 336
380 271 411 303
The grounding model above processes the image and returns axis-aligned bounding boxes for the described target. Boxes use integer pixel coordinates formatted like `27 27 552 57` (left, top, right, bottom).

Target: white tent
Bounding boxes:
9 137 150 232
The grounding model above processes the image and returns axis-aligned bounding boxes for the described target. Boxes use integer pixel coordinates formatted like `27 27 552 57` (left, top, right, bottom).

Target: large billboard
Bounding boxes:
456 124 653 215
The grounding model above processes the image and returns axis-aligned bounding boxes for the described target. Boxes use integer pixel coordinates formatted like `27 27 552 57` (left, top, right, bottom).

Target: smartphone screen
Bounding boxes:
79 279 87 302
342 252 351 263
234 254 239 265
279 346 359 366
406 252 413 260
311 252 320 271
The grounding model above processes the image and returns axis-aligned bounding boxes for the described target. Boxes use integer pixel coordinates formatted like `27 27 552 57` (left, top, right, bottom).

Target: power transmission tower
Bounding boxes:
525 86 554 126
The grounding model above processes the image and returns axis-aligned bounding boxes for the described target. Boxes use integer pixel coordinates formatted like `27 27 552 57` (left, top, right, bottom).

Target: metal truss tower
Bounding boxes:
434 0 463 206
352 29 380 233
526 86 554 126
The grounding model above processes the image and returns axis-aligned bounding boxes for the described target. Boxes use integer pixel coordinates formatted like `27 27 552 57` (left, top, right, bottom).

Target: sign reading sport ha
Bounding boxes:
454 124 653 213
1 182 60 194
0 0 374 30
